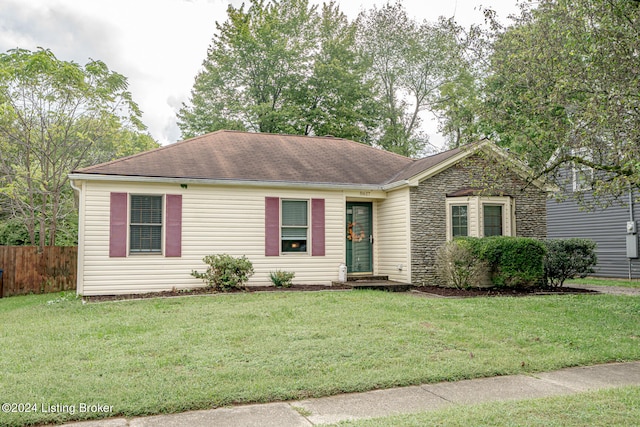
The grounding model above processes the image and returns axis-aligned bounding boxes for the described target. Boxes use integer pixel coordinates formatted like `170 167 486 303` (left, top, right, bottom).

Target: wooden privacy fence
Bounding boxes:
0 246 77 297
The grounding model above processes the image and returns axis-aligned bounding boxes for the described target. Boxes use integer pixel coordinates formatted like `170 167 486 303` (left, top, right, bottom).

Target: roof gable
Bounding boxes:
400 141 555 192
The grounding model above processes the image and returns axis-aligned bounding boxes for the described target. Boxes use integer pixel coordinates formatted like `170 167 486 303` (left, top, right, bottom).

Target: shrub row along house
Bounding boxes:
69 130 552 296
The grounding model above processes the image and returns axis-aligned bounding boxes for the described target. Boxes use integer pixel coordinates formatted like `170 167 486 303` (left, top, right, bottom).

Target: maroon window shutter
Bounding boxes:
109 192 128 257
165 194 182 257
311 198 325 256
265 197 280 256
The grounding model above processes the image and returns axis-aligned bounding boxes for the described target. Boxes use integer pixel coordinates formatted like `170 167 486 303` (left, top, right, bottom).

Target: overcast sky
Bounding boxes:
0 0 521 149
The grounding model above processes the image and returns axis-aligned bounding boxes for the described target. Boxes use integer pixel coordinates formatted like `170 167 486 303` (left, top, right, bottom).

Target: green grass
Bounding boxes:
0 291 639 426
566 277 640 288
330 386 640 427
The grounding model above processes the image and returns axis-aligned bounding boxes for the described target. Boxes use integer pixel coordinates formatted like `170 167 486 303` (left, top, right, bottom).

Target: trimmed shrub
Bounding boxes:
435 241 489 289
543 238 597 287
457 236 546 288
269 270 295 288
191 254 254 291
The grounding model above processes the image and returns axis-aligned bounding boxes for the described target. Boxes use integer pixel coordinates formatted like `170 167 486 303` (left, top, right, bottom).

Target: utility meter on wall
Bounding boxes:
627 221 637 234
627 221 639 259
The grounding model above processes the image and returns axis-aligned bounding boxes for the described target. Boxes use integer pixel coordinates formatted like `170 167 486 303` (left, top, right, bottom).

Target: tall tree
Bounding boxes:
482 0 640 198
178 0 378 142
357 3 463 156
0 48 156 248
431 18 492 149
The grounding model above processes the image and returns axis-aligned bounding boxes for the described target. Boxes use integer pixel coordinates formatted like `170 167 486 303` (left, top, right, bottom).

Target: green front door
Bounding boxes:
346 202 373 273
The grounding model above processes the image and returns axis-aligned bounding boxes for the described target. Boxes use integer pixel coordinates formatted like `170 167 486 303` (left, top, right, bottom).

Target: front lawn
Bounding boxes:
332 386 640 427
0 291 639 426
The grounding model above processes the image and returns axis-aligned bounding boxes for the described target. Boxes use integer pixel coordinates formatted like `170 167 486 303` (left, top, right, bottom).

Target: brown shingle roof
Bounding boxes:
385 147 463 183
73 130 465 186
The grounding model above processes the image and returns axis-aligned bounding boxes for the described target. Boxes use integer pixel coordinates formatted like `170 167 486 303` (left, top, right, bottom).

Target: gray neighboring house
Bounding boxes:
546 164 640 279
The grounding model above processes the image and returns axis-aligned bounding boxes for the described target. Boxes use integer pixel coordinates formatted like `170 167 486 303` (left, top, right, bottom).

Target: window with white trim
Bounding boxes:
451 205 468 237
281 199 308 253
446 196 514 240
130 195 163 253
571 148 594 192
483 204 503 236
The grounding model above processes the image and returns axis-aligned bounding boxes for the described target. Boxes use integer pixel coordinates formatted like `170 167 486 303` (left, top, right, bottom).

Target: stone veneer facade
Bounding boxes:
410 153 548 286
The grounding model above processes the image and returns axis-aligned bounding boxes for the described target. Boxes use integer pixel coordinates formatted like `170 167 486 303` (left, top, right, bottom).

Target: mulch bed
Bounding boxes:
412 285 596 298
84 284 352 302
84 283 594 303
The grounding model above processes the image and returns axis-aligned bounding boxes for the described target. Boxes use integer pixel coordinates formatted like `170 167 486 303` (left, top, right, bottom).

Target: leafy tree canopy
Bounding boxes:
357 3 464 156
481 0 640 198
0 48 158 247
178 0 379 144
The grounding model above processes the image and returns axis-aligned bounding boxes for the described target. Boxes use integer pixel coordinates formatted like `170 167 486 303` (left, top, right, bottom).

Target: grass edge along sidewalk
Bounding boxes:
61 362 640 427
330 383 640 427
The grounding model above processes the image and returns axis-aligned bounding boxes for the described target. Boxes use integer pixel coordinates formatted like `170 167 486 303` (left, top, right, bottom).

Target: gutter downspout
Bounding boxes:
69 179 84 295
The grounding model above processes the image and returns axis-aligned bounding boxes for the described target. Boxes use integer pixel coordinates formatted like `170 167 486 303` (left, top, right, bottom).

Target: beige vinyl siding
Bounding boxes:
80 181 345 295
375 187 411 282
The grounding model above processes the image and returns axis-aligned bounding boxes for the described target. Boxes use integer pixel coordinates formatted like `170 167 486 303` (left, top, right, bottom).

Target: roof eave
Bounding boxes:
67 173 386 191
381 180 411 191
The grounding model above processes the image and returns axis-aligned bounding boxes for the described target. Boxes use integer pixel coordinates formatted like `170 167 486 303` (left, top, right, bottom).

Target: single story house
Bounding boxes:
69 130 551 296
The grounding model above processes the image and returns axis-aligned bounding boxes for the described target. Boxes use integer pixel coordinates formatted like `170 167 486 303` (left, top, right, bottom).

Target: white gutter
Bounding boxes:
67 173 390 192
69 178 81 193
382 180 410 191
68 178 84 295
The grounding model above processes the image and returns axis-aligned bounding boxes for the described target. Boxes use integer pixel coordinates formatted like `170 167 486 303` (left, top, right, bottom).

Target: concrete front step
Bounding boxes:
346 275 389 282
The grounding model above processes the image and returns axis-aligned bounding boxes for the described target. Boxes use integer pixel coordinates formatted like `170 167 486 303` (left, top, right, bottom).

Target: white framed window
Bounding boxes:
451 204 469 237
571 148 594 192
130 194 163 253
446 196 514 240
483 204 503 236
281 199 308 253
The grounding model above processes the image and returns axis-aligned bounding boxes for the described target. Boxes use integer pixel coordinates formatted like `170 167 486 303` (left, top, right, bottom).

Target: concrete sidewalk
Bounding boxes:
65 361 640 427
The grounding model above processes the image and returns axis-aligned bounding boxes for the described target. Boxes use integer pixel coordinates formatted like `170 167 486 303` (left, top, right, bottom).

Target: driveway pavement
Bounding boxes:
566 283 640 296
63 361 640 427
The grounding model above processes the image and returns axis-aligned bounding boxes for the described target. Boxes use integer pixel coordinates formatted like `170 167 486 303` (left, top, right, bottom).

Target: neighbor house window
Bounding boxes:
130 195 162 253
483 205 503 236
451 205 468 237
281 199 308 253
572 148 594 192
